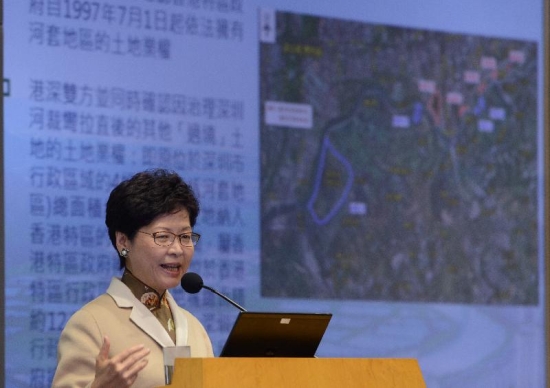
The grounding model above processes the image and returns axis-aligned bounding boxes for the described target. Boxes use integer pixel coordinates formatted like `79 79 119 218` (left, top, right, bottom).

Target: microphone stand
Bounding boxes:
202 285 247 312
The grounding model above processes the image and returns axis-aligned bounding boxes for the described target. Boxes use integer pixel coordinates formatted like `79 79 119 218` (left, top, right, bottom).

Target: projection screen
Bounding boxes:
2 0 546 387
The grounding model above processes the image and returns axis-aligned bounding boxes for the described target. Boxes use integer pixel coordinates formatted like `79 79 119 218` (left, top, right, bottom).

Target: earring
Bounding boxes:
120 248 130 257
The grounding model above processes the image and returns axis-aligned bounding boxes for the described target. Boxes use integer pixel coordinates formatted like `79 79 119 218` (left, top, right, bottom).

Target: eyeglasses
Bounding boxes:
138 231 201 247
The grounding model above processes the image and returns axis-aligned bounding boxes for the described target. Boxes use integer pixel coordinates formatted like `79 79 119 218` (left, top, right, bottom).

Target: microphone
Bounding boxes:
181 272 247 312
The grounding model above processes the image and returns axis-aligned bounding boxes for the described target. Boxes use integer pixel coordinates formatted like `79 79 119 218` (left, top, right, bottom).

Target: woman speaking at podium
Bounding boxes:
52 169 214 387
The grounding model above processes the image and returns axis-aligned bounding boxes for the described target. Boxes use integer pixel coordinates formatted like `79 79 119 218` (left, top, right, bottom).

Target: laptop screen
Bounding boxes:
219 311 332 357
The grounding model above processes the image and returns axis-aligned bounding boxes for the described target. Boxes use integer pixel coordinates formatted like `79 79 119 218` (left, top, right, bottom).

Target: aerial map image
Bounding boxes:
259 9 538 304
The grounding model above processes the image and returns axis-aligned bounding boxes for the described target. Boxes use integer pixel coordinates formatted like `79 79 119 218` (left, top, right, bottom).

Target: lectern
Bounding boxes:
160 357 426 388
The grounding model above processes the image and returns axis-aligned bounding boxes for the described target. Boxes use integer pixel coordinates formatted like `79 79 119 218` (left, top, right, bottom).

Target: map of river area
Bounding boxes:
259 10 538 304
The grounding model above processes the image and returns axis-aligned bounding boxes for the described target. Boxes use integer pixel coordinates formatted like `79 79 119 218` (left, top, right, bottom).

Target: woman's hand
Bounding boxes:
91 336 151 388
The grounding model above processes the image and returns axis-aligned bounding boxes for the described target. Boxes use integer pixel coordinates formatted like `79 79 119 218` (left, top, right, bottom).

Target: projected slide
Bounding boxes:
3 1 545 388
260 10 538 305
4 1 252 386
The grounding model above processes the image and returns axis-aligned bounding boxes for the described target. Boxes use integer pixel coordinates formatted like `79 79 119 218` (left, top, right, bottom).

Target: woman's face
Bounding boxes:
116 208 195 294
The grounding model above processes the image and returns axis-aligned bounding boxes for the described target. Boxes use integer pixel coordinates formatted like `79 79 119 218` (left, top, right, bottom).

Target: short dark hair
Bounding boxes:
105 168 200 268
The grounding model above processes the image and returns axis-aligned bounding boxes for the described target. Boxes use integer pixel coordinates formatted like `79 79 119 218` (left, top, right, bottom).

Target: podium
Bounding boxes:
160 357 426 388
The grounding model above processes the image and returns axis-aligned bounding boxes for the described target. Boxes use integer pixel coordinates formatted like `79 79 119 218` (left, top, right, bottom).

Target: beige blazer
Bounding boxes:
52 277 214 388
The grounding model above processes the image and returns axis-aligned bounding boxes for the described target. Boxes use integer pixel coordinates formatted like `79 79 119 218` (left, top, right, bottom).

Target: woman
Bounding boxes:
52 169 213 388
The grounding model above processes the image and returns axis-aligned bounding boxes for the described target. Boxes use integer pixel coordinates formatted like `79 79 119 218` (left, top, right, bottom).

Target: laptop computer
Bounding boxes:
219 311 332 357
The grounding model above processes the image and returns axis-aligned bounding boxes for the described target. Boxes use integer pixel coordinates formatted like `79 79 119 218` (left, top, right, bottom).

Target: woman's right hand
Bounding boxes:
91 336 151 388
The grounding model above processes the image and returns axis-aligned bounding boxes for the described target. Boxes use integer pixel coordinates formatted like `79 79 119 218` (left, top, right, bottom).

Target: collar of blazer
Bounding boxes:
106 277 189 348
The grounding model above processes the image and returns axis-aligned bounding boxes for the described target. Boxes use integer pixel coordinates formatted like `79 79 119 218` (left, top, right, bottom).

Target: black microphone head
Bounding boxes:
181 272 204 294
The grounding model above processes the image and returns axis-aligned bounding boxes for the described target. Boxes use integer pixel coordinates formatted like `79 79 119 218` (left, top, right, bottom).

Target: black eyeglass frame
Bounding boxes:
138 231 201 247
